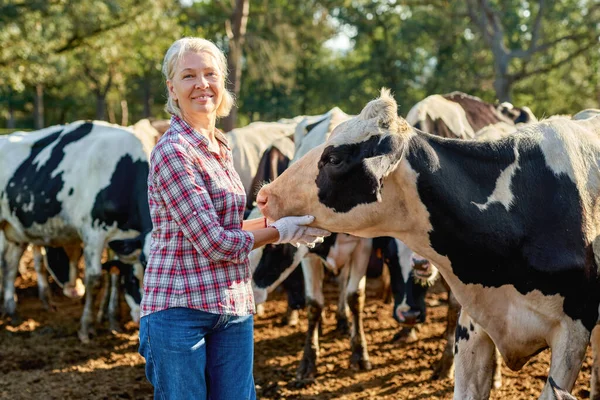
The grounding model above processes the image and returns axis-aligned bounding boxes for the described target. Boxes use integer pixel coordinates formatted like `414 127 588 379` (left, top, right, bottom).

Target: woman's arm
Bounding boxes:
242 217 267 231
249 227 280 249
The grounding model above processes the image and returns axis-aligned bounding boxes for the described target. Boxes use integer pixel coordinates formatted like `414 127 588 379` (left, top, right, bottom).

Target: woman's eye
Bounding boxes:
183 74 193 79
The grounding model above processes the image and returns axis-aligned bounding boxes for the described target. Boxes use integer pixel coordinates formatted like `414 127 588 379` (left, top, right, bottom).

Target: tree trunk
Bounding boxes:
34 84 44 129
493 75 512 103
222 0 249 132
7 106 16 129
143 74 152 118
121 99 128 126
96 91 106 120
107 101 117 124
492 49 512 103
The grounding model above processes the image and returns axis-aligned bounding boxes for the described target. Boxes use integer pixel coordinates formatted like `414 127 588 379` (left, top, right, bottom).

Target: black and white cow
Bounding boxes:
257 89 600 399
251 231 375 379
405 92 538 381
227 121 296 200
0 120 152 342
246 136 295 211
406 91 536 139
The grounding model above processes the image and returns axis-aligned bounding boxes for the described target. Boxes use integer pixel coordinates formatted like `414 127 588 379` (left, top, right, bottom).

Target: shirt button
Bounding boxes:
193 211 197 215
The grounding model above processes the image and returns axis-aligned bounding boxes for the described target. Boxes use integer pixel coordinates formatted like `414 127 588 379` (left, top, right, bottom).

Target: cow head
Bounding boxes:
102 259 144 323
496 102 537 124
107 231 150 323
108 231 151 268
257 88 413 237
390 238 438 326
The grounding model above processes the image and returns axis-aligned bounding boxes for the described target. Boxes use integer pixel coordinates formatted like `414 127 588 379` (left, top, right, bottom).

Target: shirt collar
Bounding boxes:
169 115 230 150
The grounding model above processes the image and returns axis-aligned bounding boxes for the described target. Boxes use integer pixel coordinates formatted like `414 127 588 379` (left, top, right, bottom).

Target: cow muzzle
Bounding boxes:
395 304 421 327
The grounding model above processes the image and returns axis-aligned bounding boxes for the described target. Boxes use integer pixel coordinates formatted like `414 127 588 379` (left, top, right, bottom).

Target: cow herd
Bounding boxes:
2 91 599 399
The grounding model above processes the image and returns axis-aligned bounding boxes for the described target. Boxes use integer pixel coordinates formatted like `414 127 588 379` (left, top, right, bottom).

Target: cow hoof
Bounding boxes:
432 356 454 380
493 376 502 389
334 317 350 336
256 304 265 317
296 359 317 381
9 314 23 326
78 329 91 344
350 357 372 371
280 308 300 327
63 281 85 299
391 327 418 344
292 378 315 388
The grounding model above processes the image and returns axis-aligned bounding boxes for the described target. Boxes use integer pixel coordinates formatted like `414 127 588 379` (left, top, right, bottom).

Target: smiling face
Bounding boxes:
166 51 223 124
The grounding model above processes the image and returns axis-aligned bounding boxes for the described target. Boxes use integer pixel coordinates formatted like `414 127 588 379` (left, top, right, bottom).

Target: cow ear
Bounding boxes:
363 134 405 198
360 88 398 123
108 237 142 257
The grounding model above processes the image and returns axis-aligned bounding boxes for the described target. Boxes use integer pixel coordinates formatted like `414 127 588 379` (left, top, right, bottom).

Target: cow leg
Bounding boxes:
2 242 26 321
64 244 84 299
96 271 110 323
380 263 392 304
347 275 371 370
296 255 324 381
433 286 459 380
453 310 496 400
0 253 3 312
591 325 600 400
335 265 350 335
539 322 589 400
493 347 503 390
32 246 52 311
281 266 305 327
347 238 372 371
78 240 103 343
107 270 122 333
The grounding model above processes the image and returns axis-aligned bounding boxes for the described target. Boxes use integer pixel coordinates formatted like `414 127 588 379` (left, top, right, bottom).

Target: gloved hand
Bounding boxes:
269 215 331 247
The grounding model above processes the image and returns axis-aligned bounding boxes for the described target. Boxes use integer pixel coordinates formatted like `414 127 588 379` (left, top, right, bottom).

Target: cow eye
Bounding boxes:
328 154 341 165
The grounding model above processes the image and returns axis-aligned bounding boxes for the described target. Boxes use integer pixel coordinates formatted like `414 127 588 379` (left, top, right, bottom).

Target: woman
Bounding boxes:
138 37 329 400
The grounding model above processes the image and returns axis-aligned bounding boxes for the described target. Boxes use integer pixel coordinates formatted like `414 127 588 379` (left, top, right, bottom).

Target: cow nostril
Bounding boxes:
256 193 268 209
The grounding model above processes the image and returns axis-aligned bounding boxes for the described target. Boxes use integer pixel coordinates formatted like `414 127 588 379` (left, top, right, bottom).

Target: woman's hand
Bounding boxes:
269 215 331 247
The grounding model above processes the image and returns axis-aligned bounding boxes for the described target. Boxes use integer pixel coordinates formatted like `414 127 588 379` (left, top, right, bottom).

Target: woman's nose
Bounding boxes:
195 77 209 89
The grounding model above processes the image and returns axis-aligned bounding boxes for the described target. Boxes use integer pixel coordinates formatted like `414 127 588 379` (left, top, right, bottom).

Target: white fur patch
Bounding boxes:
472 141 520 212
406 95 476 139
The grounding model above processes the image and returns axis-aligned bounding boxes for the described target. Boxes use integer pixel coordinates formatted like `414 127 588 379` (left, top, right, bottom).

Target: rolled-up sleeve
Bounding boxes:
154 142 254 263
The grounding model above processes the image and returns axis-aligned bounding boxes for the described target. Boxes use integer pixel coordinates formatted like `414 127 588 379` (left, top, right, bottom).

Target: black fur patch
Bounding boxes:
6 123 93 227
407 132 600 330
315 135 403 212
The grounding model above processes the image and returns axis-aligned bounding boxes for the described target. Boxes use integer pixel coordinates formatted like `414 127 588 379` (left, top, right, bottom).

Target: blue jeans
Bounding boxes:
139 307 256 400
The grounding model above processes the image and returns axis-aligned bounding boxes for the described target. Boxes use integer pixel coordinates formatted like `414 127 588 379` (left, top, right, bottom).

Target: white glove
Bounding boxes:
269 215 331 246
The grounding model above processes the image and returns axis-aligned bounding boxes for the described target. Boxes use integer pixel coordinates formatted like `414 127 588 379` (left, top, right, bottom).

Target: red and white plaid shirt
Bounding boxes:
140 115 255 317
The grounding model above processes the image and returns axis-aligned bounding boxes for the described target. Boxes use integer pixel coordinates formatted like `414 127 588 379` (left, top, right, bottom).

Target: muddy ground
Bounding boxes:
0 253 593 399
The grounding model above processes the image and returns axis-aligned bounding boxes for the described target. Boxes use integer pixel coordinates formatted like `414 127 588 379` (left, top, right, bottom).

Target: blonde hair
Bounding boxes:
162 37 235 118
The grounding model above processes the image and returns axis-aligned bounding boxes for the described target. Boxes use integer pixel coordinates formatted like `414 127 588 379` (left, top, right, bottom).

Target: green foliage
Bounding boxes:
0 0 598 129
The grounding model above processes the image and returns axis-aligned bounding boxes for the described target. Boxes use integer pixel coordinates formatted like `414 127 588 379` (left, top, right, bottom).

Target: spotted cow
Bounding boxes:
257 89 600 399
0 120 152 342
406 91 536 139
227 121 296 200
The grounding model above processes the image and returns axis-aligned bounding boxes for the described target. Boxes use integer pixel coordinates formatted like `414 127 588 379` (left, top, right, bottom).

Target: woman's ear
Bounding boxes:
166 80 177 101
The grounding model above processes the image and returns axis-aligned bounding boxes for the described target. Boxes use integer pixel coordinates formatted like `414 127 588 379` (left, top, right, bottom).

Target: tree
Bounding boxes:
222 0 250 131
0 0 181 128
465 0 600 102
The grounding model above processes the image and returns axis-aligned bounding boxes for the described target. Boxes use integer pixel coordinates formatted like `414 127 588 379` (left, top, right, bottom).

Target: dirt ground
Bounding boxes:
0 253 594 399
